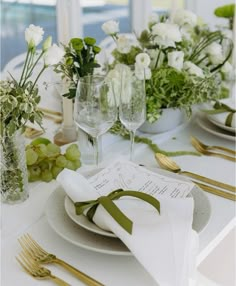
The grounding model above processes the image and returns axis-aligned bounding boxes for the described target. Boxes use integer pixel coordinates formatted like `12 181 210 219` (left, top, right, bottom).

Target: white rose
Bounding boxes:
152 23 182 47
183 61 204 78
101 20 119 35
117 35 131 54
167 51 184 70
148 13 159 27
25 24 44 47
206 42 224 65
44 44 65 66
172 10 197 27
135 53 151 68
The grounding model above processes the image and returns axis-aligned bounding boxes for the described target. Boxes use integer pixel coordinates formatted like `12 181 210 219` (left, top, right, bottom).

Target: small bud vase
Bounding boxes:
0 130 29 204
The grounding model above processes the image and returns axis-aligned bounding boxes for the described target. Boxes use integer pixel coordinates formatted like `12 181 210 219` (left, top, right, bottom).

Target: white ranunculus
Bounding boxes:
25 24 44 47
117 35 131 54
148 13 159 26
135 64 151 80
205 42 224 64
152 23 182 48
183 61 204 78
167 51 184 71
101 20 119 35
135 53 151 68
44 44 65 66
172 9 197 27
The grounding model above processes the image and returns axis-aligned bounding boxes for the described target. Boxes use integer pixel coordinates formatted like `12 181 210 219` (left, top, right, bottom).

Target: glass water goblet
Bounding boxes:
74 75 117 166
119 66 146 161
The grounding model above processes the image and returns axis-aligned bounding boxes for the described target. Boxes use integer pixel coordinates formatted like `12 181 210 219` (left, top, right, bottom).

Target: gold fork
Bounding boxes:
18 234 104 286
191 136 236 156
16 252 70 285
155 153 236 194
191 136 236 162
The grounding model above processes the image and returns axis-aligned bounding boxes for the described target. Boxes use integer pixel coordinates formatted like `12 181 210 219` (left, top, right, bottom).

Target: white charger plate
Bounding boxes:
197 115 235 142
45 168 211 255
207 115 235 133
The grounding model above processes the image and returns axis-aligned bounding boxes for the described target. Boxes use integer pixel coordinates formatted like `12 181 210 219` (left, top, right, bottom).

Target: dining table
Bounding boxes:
1 75 236 286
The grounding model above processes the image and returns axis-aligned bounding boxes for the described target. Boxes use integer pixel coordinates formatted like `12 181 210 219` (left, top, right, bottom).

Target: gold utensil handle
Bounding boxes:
181 171 236 193
56 259 104 286
194 181 236 201
210 146 236 156
38 107 62 116
51 275 71 286
206 151 236 162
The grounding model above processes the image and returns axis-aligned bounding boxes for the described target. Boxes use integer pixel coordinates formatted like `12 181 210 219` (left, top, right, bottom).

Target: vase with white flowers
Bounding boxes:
102 9 233 133
0 24 64 203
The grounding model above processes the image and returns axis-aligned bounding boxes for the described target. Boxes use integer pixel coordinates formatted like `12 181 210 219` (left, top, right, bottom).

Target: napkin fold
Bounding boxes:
57 163 198 286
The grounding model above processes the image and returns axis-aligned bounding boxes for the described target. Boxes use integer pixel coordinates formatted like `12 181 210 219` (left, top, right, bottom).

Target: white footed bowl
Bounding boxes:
139 108 185 134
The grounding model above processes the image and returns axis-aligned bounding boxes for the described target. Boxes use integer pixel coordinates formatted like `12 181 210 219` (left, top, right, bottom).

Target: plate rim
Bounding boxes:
207 115 236 133
197 115 235 141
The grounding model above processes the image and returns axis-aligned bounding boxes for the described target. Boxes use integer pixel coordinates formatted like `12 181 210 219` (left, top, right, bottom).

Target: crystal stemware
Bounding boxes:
119 66 146 161
74 75 117 165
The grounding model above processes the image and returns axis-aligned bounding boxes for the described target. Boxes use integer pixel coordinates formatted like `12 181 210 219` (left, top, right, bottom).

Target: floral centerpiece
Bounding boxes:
102 9 234 127
0 24 64 203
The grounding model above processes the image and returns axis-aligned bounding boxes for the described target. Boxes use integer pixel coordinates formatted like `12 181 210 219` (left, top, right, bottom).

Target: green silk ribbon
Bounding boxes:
203 101 236 127
74 189 161 235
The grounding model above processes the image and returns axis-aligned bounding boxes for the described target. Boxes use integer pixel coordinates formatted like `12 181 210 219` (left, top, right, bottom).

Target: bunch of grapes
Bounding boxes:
25 138 81 182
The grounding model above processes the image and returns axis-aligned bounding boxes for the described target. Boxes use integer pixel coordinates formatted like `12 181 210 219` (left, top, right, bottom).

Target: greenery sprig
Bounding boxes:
54 37 101 99
110 122 200 157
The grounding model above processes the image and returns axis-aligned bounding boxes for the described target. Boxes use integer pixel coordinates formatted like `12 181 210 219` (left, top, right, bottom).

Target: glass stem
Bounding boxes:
129 130 136 161
93 136 99 166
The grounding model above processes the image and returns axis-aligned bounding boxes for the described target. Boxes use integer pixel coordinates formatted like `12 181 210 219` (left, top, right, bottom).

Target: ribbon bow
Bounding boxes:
74 189 161 235
203 101 236 127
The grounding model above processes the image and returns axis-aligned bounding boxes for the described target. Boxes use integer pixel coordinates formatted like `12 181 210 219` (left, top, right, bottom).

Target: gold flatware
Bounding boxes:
190 136 236 162
191 136 236 156
38 107 62 116
192 181 236 201
18 234 104 286
43 114 63 124
155 153 236 193
16 252 70 286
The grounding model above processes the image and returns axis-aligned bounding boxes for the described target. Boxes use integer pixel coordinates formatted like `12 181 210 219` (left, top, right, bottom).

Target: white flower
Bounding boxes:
25 24 44 47
148 13 159 27
44 44 65 66
205 42 224 65
135 53 151 68
172 9 197 27
222 29 233 39
135 64 151 80
152 23 182 47
101 20 119 35
183 61 204 78
116 64 133 104
116 35 132 54
105 68 121 106
221 61 234 80
167 51 184 70
42 36 52 51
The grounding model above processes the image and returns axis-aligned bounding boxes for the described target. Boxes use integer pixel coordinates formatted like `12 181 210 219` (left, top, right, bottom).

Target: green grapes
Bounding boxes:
25 138 81 183
65 144 81 161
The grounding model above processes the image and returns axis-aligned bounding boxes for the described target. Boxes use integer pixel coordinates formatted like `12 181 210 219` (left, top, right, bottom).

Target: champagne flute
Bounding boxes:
74 75 117 165
119 66 146 161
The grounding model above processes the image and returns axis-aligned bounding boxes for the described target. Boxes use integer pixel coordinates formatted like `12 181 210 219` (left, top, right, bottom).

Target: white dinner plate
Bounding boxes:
45 169 211 255
197 114 235 142
207 115 236 134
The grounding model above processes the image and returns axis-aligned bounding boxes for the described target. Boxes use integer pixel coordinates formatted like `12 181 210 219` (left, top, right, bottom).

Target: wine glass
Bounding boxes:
119 66 146 161
74 75 117 165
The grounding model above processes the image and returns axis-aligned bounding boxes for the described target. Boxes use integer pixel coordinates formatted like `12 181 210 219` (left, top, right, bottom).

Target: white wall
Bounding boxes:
186 0 234 28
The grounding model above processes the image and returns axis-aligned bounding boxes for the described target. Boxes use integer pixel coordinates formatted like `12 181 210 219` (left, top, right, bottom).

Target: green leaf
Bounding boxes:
214 4 235 18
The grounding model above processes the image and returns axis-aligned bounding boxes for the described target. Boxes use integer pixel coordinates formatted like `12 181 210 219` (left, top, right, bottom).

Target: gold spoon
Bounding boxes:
190 136 236 162
155 153 236 193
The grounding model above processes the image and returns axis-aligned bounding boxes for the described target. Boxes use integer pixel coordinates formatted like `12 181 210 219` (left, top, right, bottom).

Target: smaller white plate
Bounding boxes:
197 115 235 142
207 115 235 134
65 196 116 238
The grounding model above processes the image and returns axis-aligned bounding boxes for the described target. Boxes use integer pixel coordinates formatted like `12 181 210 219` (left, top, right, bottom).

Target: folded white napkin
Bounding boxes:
57 162 198 286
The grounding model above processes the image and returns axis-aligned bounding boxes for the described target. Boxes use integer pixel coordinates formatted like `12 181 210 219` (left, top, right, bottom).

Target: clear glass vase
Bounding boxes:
0 130 29 204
